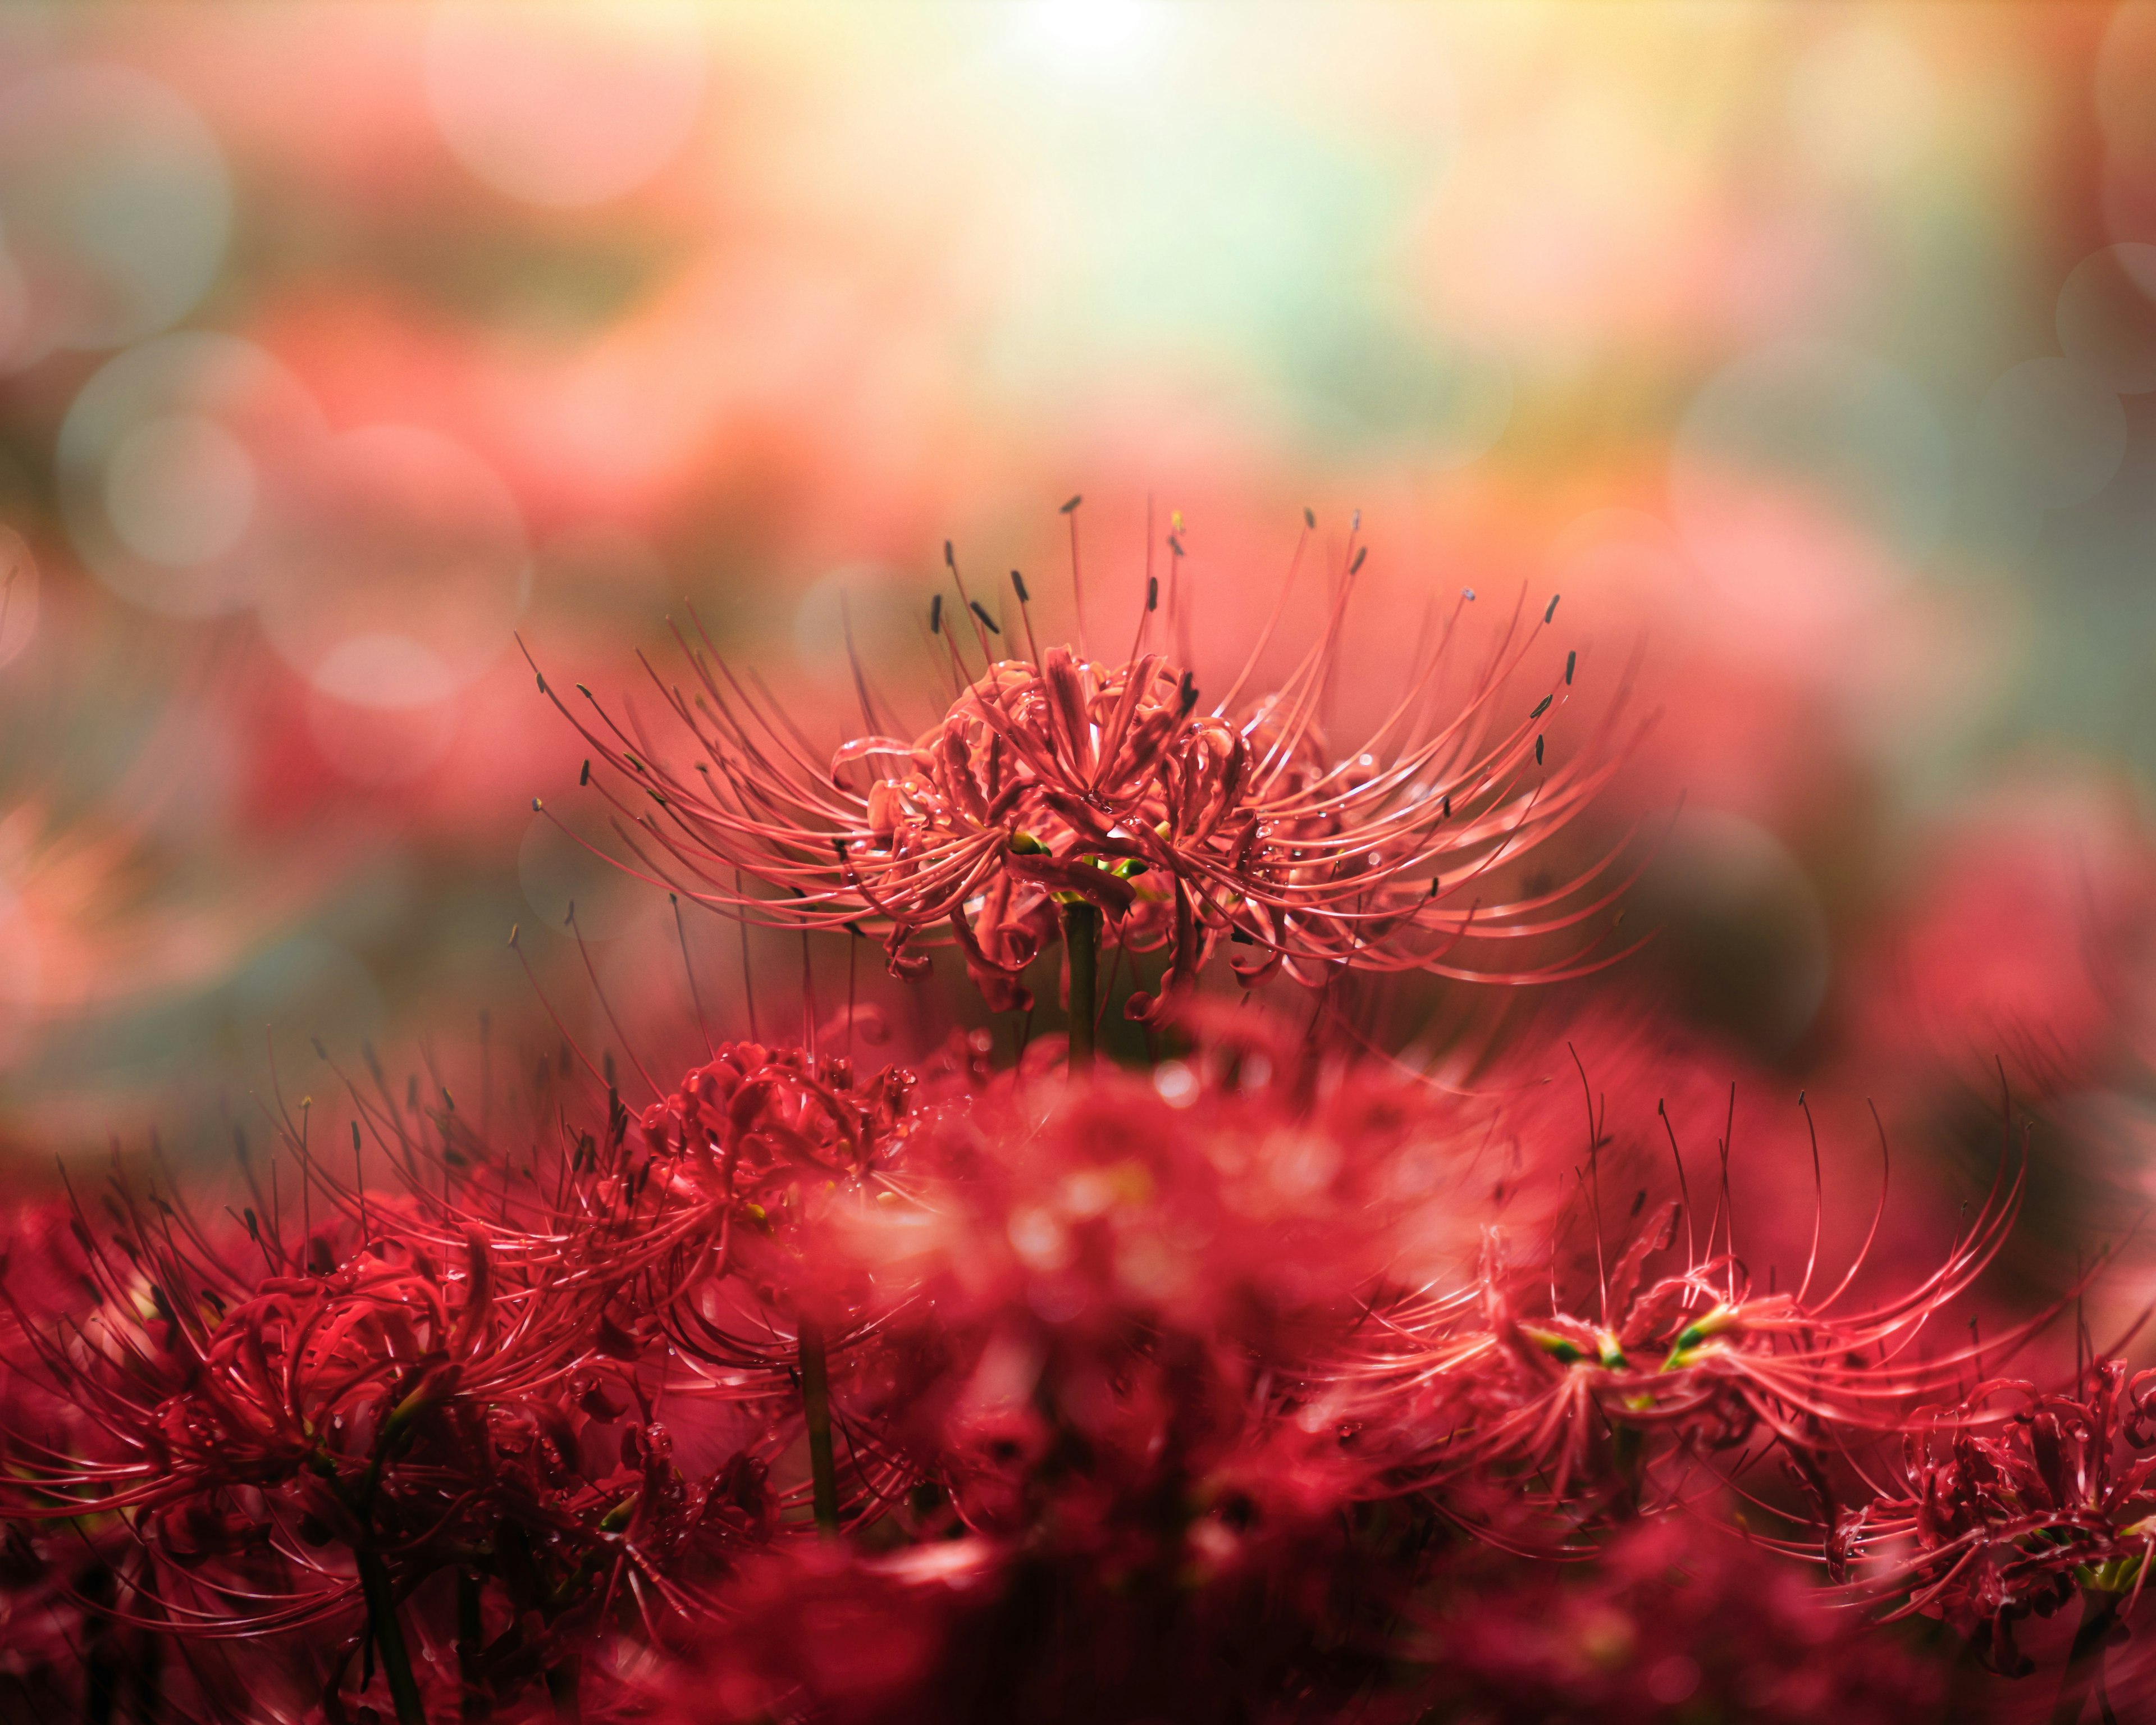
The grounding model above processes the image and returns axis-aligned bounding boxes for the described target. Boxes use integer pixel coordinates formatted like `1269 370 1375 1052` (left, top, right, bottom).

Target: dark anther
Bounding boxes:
929 594 943 634
1350 547 1367 574
1177 671 1199 715
1531 695 1551 719
1011 570 1030 603
1059 494 1082 514
1535 735 1545 765
579 759 591 786
969 600 1001 634
1303 506 1315 530
1565 650 1576 686
1146 576 1159 611
1545 594 1560 623
943 539 955 569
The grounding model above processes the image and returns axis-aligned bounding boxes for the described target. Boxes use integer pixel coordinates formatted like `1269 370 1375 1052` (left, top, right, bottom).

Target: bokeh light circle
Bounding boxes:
0 64 230 368
423 0 709 208
257 424 531 709
1670 339 1948 610
2057 244 2156 393
59 333 325 617
306 687 462 787
104 414 258 567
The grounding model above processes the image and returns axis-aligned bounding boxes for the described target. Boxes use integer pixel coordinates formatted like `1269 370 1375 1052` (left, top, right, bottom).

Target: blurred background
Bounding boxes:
5 0 2156 1304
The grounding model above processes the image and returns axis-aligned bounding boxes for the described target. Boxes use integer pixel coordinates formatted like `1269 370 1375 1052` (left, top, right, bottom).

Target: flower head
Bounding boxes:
538 519 1637 1021
1852 1357 2156 1681
1347 1078 2036 1537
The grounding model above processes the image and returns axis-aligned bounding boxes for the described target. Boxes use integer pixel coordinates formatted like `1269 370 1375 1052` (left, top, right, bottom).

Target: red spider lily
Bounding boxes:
530 520 1642 1033
476 1007 1486 1725
773 1010 1507 1602
1346 1080 2039 1535
500 1008 1482 1548
1848 1356 2156 1714
327 1026 960 1532
0 1103 773 1724
0 1516 218 1725
628 1039 928 1345
0 1006 2079 1723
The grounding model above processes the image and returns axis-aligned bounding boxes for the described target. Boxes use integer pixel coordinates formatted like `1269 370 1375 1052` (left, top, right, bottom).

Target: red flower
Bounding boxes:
1853 1357 2156 1699
536 529 1636 1021
1351 1080 2036 1535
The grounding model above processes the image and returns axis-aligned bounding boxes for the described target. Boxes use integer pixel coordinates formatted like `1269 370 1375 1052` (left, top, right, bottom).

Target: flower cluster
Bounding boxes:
1 524 2144 1725
535 533 1639 1036
1852 1359 2156 1691
0 1015 2104 1724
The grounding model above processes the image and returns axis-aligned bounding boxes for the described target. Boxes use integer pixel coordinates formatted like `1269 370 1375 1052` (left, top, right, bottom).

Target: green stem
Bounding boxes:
1063 901 1099 1071
798 1316 841 1538
355 1549 428 1725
